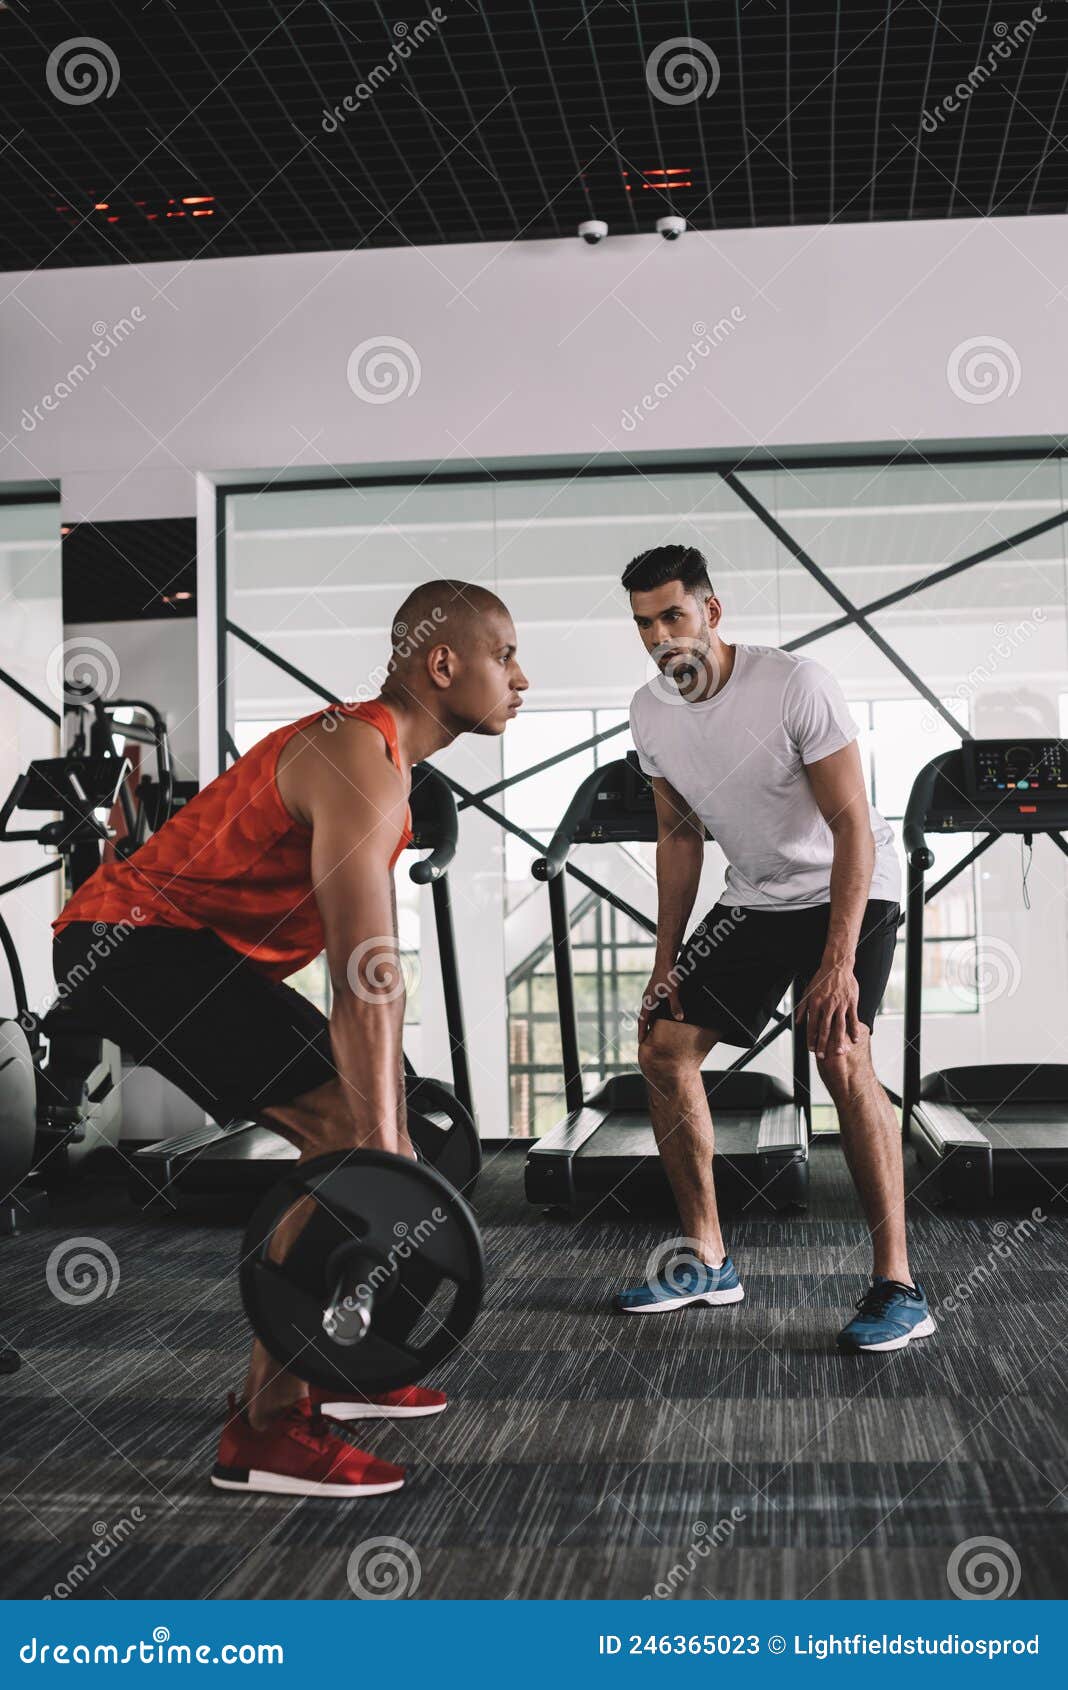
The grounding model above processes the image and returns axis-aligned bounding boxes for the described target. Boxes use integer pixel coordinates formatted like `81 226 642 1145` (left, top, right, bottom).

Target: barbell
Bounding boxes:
239 1148 484 1393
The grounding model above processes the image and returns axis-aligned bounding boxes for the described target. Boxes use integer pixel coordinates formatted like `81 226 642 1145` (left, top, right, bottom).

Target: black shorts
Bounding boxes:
52 923 337 1125
651 898 900 1048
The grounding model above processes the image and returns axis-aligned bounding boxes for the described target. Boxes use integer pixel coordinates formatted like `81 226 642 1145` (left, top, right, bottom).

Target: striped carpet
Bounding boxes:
1 1141 1066 1601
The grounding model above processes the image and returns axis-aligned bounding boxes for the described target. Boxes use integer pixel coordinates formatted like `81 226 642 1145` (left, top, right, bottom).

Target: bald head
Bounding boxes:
377 576 524 735
387 578 510 677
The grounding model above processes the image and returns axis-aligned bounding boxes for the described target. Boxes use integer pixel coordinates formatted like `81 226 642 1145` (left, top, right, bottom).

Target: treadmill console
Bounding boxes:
964 739 1068 801
580 753 656 842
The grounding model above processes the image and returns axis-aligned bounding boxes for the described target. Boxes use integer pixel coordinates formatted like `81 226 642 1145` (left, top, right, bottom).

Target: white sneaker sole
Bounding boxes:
844 1314 937 1352
318 1400 448 1421
211 1469 405 1497
620 1285 745 1314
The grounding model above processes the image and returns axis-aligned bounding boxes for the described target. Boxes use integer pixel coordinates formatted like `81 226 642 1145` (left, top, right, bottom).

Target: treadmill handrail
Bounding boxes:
902 750 955 867
532 764 612 881
408 762 458 884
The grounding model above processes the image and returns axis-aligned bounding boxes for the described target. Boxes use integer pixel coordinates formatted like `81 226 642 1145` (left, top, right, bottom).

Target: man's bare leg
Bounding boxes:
637 1018 724 1263
817 1031 912 1285
239 1076 411 1429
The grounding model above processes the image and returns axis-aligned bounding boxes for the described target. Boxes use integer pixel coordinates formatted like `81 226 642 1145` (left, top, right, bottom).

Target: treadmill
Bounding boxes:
524 752 810 1214
129 761 477 1207
903 738 1068 1204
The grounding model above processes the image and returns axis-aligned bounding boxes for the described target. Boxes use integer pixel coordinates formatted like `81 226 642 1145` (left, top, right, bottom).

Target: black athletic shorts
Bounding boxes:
650 898 900 1048
52 922 337 1125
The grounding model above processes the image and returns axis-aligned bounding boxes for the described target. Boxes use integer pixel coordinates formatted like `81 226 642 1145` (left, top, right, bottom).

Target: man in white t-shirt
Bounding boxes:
615 544 934 1354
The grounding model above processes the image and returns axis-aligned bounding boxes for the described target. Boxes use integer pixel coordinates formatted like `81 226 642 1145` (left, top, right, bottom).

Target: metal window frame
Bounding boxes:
213 445 1068 1084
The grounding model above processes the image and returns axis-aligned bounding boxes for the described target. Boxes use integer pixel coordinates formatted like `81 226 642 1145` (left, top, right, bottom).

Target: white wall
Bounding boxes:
3 214 1068 522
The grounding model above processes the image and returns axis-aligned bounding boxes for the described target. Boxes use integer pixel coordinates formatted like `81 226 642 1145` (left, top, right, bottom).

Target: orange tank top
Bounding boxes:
52 700 413 984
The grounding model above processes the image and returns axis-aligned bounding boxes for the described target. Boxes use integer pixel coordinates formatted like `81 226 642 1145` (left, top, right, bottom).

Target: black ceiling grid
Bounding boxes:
62 517 197 621
1 3 1066 274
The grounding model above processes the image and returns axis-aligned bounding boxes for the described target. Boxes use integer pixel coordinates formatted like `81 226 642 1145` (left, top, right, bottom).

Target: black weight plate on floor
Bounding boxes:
239 1148 484 1392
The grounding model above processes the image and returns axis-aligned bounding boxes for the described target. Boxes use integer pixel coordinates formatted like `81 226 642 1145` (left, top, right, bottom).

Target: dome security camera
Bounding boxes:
656 215 687 241
578 219 608 245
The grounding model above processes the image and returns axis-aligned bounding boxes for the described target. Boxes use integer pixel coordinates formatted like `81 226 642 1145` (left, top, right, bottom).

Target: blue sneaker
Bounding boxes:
838 1277 935 1352
616 1254 744 1315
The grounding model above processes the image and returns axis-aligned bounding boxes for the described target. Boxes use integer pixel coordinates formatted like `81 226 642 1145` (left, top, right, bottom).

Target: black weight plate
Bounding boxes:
405 1077 481 1196
239 1149 484 1393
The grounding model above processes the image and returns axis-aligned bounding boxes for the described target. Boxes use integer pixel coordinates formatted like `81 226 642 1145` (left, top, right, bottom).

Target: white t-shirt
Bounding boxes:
629 643 900 909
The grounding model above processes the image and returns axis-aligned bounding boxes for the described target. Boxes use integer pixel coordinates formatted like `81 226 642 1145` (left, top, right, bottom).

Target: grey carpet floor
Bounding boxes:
1 1141 1066 1601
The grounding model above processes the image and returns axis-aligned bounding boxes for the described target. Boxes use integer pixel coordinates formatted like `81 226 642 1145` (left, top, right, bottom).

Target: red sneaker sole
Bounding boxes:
211 1467 405 1497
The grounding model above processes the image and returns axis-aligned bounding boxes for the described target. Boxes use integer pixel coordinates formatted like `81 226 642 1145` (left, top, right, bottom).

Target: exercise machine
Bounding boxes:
0 693 184 1228
903 738 1068 1204
524 752 810 1214
129 760 480 1210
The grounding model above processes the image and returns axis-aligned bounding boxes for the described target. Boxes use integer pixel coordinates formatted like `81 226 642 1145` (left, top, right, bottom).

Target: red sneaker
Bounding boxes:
306 1383 448 1421
211 1394 406 1497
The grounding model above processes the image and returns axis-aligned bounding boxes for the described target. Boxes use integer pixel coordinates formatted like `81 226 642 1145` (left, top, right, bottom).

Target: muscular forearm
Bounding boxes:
328 991 407 1152
653 835 704 964
823 822 875 964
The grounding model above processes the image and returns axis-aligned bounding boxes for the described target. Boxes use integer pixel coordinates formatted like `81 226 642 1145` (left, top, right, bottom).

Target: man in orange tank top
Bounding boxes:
51 579 528 1499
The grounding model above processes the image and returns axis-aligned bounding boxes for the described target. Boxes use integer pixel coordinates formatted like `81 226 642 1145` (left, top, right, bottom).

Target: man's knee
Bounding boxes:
817 1031 875 1101
637 1021 699 1085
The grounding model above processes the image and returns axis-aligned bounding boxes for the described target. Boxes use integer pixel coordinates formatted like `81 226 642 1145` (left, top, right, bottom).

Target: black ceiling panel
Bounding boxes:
62 517 197 620
1 2 1065 273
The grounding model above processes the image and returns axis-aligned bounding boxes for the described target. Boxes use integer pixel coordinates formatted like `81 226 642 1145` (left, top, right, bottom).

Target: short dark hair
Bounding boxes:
621 544 713 599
